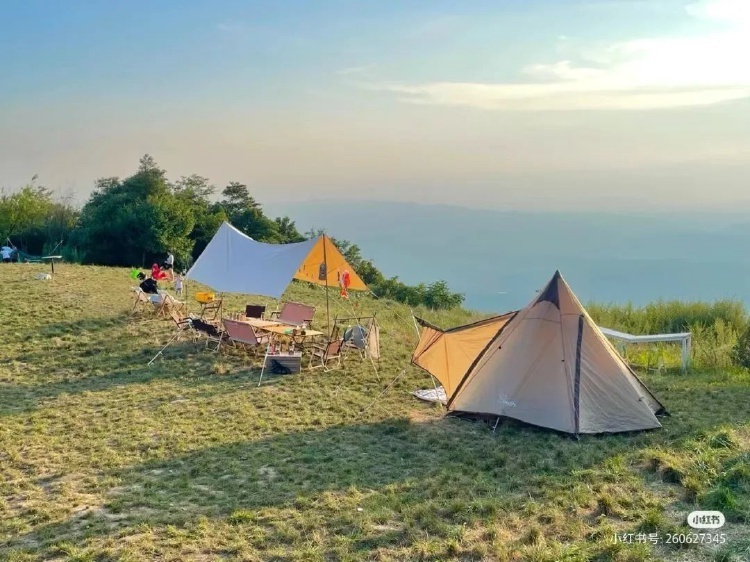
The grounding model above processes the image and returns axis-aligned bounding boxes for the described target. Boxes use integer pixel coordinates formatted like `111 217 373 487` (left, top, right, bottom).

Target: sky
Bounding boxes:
1 0 749 211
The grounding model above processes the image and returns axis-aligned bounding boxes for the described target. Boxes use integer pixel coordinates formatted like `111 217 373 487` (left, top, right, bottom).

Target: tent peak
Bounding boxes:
537 271 562 308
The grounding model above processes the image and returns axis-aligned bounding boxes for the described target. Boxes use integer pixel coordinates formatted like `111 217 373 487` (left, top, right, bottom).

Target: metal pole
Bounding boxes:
323 235 330 338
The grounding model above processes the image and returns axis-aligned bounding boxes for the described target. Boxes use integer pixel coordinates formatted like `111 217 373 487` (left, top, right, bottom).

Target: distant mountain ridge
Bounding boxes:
265 199 750 313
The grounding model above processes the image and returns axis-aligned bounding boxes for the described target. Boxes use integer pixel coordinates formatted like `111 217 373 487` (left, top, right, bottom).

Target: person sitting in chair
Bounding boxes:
137 272 159 294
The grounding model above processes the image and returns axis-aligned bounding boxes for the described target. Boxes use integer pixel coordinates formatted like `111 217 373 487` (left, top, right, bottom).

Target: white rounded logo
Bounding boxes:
687 511 725 529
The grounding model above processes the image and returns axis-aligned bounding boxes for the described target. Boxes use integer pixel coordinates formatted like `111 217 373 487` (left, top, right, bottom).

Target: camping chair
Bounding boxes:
200 299 223 324
245 304 267 319
152 291 186 317
308 338 343 372
191 317 226 351
131 287 152 316
270 301 316 327
222 318 269 355
170 310 196 336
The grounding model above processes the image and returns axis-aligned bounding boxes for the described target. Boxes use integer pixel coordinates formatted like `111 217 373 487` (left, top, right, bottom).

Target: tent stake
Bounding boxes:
492 416 501 433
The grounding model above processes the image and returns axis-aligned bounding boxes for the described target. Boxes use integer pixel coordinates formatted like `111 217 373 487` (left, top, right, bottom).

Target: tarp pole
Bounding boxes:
323 235 331 338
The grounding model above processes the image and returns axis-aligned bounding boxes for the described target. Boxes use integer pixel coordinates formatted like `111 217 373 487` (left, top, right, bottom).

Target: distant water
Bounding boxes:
457 259 750 313
266 200 750 314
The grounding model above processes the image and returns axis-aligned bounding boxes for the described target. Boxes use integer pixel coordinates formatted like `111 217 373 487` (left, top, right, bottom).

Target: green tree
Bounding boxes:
219 182 280 241
173 175 227 263
73 155 195 266
0 184 54 241
274 216 305 243
0 180 79 256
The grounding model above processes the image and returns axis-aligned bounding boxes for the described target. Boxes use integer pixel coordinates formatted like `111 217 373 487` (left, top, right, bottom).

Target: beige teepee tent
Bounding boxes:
412 270 666 435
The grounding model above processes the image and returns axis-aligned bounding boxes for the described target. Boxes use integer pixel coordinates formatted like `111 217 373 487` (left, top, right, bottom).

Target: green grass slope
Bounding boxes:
1 264 749 562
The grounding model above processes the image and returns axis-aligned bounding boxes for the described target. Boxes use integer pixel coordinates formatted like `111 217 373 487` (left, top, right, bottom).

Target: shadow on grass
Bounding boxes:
3 313 134 347
7 416 652 557
0 337 285 416
6 400 750 559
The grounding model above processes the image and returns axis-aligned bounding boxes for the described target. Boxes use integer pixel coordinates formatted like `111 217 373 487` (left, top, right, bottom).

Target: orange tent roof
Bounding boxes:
294 235 368 291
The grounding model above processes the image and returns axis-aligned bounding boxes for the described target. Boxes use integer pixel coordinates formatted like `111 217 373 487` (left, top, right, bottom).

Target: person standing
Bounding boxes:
174 272 183 296
163 251 175 281
1 246 12 263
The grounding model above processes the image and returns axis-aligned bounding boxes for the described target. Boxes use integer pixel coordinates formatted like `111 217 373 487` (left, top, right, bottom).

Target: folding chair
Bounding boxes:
131 287 152 316
308 338 343 372
222 318 270 355
200 299 223 324
270 301 316 327
152 292 186 317
191 317 226 351
245 304 267 319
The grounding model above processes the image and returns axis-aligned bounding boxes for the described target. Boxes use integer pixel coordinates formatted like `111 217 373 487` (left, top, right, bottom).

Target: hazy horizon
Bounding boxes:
265 199 750 314
2 0 749 212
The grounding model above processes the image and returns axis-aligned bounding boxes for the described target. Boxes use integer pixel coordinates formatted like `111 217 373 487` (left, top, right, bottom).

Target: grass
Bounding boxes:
1 263 749 561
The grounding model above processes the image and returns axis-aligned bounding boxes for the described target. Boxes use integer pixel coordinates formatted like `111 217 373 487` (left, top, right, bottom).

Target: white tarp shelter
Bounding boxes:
185 221 367 299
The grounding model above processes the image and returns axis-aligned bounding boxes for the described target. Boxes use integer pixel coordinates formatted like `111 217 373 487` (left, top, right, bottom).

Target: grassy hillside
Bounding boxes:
1 264 749 561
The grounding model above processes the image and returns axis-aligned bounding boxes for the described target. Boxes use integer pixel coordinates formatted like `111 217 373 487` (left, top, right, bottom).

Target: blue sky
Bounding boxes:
1 0 749 210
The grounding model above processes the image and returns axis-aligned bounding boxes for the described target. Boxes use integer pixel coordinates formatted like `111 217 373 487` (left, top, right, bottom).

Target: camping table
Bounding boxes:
256 325 324 386
239 318 282 329
261 325 324 339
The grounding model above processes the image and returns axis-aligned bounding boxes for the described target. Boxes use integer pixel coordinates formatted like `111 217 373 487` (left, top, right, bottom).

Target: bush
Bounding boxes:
731 320 750 368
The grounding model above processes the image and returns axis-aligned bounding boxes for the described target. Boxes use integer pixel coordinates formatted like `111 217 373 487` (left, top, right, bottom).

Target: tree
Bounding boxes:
274 216 305 243
173 175 226 263
73 156 195 266
0 184 54 240
0 179 79 256
219 182 279 241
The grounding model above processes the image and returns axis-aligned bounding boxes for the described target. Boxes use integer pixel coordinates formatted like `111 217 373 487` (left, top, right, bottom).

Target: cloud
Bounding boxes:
371 0 750 111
